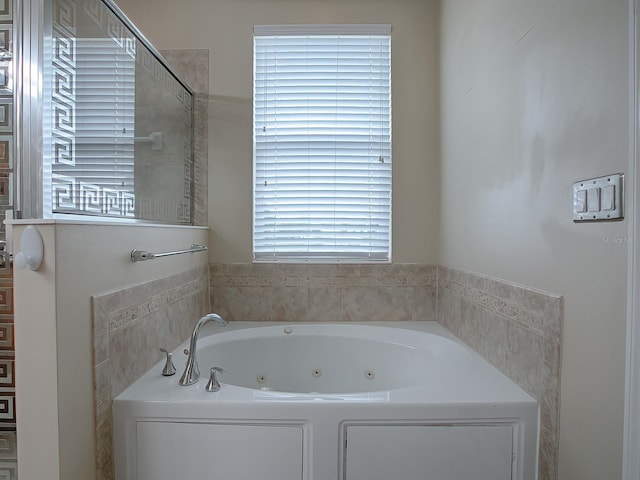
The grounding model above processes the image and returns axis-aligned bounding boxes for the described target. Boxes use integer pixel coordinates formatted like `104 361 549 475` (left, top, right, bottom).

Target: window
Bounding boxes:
253 25 392 262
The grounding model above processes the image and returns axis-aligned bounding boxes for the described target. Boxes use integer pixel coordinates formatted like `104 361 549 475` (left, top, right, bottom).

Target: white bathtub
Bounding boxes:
113 321 538 480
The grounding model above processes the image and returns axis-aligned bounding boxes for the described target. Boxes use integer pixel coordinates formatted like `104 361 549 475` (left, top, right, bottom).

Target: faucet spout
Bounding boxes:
179 313 228 386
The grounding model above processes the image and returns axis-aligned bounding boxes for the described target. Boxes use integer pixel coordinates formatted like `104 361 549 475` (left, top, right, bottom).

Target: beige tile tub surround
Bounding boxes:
210 263 438 322
91 262 562 480
92 265 210 480
438 265 563 480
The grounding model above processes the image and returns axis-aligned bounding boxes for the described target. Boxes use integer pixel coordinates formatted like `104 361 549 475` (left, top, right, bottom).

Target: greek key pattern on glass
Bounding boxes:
52 174 136 217
52 0 77 167
138 197 191 223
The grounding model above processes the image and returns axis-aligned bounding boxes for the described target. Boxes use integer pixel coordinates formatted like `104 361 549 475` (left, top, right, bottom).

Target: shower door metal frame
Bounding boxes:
17 0 46 220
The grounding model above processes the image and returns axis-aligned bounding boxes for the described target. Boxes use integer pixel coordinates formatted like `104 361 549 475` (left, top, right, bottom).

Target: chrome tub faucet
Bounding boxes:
179 313 228 386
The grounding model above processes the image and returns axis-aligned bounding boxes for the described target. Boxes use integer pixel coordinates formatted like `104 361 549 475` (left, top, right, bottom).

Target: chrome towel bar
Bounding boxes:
130 244 207 262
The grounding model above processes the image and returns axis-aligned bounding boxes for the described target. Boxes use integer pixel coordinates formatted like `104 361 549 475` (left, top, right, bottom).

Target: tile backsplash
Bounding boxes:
210 263 438 322
91 265 210 480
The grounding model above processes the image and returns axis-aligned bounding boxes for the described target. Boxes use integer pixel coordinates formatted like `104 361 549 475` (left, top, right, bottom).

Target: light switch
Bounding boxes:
601 185 615 211
573 173 624 222
587 187 600 212
574 190 587 213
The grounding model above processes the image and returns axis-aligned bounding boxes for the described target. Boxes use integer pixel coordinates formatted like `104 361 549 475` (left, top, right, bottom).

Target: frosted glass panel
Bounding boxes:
44 0 193 223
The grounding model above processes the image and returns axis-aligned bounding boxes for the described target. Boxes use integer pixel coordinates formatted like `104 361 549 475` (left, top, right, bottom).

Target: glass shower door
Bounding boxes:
21 0 196 224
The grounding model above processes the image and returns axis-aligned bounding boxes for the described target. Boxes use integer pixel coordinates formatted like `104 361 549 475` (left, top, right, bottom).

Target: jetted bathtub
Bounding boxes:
113 321 538 480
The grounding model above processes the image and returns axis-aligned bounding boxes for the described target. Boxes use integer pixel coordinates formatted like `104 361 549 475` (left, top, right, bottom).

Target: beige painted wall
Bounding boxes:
13 222 208 480
117 0 441 264
439 1 629 479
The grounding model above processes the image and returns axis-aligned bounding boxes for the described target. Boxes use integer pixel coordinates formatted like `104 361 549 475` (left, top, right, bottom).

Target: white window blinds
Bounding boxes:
253 25 392 262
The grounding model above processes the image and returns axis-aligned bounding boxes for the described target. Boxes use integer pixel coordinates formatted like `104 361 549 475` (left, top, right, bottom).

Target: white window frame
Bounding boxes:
252 25 392 263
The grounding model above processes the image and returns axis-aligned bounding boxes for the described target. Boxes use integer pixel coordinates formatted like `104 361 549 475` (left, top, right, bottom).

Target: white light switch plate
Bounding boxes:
573 173 623 222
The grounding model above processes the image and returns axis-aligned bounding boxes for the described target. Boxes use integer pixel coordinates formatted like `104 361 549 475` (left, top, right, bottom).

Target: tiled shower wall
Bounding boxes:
160 49 209 227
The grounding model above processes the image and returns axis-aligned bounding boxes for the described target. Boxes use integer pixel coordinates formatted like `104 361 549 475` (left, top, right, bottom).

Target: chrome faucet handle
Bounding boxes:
159 348 176 376
205 367 225 392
